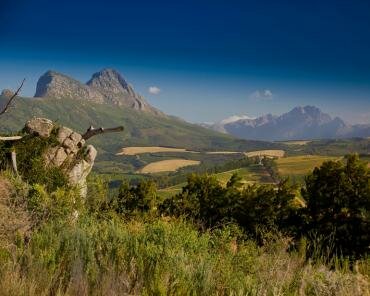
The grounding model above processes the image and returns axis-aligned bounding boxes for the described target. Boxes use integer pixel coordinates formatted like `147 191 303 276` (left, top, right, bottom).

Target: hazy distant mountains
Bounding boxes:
203 106 370 141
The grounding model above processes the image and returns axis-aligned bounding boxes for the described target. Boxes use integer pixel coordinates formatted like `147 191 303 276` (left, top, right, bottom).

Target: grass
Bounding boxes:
277 155 340 182
138 159 201 173
1 217 369 296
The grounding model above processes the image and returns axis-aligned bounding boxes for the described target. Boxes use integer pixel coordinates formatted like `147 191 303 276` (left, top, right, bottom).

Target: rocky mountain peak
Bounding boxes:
34 70 105 103
87 68 129 90
34 69 162 115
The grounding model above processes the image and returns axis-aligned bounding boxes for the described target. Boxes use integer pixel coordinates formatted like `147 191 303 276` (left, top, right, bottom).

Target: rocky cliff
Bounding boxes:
34 68 162 115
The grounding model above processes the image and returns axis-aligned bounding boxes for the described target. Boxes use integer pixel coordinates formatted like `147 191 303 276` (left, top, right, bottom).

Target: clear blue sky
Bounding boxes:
1 0 370 124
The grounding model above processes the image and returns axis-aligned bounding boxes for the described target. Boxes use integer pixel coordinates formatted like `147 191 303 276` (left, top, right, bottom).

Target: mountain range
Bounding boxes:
0 69 280 173
203 106 370 141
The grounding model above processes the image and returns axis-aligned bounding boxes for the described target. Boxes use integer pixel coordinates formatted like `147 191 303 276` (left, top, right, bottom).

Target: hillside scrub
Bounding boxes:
0 154 369 295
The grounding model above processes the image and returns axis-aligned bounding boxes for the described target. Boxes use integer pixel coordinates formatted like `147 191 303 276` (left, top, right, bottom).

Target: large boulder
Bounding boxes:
23 118 97 197
25 117 54 138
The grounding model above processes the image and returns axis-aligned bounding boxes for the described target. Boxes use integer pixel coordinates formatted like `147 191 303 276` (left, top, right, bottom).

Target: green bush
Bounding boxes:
110 180 158 215
301 154 370 260
160 173 298 237
0 133 69 191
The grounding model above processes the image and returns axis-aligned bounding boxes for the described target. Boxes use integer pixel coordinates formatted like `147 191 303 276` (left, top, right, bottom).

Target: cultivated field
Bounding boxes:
276 155 340 181
205 151 242 155
138 159 200 173
117 146 197 155
280 140 311 145
216 166 274 185
158 165 273 198
116 146 244 156
245 150 285 158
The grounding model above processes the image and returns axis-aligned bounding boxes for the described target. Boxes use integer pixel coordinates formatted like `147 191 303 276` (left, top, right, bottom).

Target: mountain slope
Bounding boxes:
206 106 369 141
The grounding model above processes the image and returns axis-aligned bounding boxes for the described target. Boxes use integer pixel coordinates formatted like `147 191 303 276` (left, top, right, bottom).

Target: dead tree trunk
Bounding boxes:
82 126 124 140
11 151 18 175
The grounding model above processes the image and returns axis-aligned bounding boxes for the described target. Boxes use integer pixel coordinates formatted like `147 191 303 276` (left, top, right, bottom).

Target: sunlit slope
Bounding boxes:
276 155 340 182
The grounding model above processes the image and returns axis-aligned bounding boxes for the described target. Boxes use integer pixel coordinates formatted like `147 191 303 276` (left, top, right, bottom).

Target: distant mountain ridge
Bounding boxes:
35 68 162 115
204 106 369 141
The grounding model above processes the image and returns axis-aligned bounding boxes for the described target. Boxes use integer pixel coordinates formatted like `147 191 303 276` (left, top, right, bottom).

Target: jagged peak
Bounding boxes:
87 68 129 89
33 68 163 115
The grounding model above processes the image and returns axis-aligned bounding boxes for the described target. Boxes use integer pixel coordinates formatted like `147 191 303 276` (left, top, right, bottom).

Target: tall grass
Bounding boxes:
0 216 368 296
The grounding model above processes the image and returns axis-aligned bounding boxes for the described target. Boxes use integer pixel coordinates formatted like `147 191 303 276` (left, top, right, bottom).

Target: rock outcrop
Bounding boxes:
34 68 162 115
25 118 97 197
1 89 14 98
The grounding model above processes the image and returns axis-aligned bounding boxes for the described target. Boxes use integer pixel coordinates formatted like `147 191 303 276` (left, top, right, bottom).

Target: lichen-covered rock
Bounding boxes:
25 118 54 138
52 147 69 167
68 145 97 197
56 126 73 143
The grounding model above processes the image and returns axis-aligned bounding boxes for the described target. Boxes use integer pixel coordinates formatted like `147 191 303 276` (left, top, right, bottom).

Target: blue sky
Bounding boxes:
0 0 370 124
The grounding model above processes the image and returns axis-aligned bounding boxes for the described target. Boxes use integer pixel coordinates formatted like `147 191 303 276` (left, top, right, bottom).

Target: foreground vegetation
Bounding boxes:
0 130 369 295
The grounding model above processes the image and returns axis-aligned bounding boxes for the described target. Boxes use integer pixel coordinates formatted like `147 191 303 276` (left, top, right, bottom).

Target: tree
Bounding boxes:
301 155 370 259
160 173 297 235
112 180 158 215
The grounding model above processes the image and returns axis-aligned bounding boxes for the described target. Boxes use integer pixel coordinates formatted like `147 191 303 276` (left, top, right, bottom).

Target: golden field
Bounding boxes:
138 159 201 173
245 150 285 158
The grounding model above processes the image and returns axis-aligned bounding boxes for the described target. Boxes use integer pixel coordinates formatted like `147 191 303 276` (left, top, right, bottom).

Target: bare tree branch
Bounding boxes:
0 136 23 141
82 125 124 140
0 78 25 116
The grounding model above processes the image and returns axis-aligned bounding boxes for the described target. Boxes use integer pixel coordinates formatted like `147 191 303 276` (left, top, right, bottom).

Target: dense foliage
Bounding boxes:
301 154 370 259
116 155 369 260
0 132 69 191
0 147 369 294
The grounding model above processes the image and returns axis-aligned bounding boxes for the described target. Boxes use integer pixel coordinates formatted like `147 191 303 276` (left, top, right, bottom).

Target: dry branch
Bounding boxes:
82 125 124 140
0 78 25 116
0 80 26 142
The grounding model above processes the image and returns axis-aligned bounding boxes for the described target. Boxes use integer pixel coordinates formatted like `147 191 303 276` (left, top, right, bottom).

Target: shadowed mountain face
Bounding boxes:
35 69 162 115
205 106 369 141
